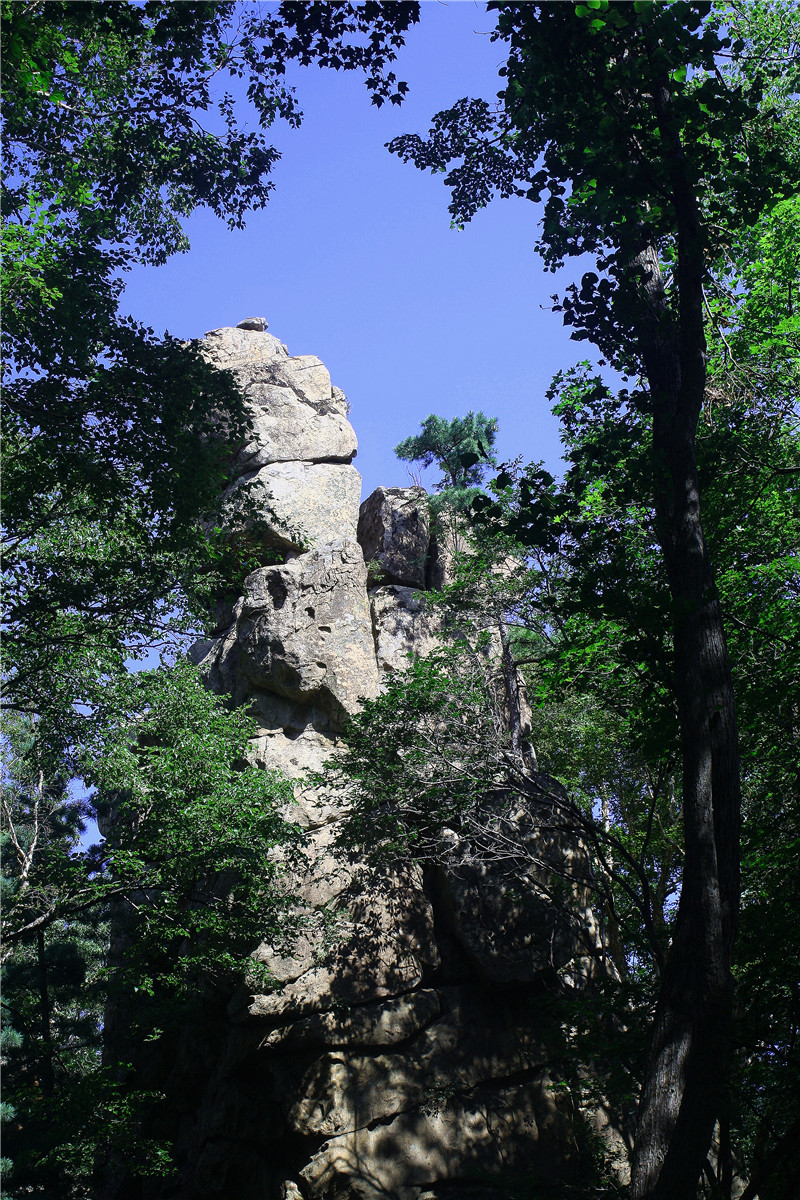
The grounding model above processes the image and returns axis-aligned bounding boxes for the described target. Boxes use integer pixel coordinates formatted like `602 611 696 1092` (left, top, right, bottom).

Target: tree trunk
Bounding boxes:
627 95 741 1196
498 615 536 770
36 926 55 1097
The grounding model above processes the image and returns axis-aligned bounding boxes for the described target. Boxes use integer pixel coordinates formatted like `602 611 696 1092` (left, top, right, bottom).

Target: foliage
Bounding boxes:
1 0 420 750
1 4 423 1192
386 3 800 1195
389 0 799 364
394 410 498 518
2 660 298 989
1 659 299 1196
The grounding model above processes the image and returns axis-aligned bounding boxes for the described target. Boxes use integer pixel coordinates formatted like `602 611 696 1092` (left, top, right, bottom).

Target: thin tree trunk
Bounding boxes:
498 615 536 770
628 75 741 1198
36 926 55 1097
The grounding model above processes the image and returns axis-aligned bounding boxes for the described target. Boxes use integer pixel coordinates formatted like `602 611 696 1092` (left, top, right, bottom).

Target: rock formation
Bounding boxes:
125 326 625 1199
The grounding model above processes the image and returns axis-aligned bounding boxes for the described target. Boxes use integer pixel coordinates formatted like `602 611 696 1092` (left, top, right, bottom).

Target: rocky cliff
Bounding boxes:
137 325 624 1199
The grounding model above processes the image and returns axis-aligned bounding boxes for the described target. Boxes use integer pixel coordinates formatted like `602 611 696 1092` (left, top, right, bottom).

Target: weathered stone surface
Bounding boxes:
108 325 622 1200
201 326 356 468
189 618 247 704
202 324 288 368
247 687 338 737
251 727 337 780
284 1002 550 1138
234 866 438 1024
263 354 341 411
240 382 357 468
300 1079 578 1200
236 541 379 721
370 584 440 673
261 989 441 1052
222 461 362 552
436 809 599 984
358 486 430 587
426 517 472 590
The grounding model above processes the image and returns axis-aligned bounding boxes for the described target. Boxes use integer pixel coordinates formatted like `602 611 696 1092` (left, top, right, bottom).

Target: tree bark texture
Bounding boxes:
629 82 741 1200
498 615 536 770
36 926 55 1097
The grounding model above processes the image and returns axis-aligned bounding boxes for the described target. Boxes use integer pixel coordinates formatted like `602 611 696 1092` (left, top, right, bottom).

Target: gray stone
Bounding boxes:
247 687 338 737
201 329 355 468
237 316 269 331
251 727 338 781
202 325 288 369
238 382 357 468
284 1001 551 1139
222 461 362 552
358 486 430 587
300 1079 578 1199
437 808 600 983
261 989 441 1052
236 542 379 722
234 866 438 1024
426 516 471 590
369 584 440 674
189 619 248 704
107 324 623 1200
263 354 342 412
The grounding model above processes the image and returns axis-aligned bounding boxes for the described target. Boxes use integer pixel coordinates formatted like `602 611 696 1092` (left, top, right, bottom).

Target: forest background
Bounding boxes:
2 3 799 1200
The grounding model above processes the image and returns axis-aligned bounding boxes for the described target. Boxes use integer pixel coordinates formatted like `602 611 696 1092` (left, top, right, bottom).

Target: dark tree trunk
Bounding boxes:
36 926 56 1097
629 81 741 1200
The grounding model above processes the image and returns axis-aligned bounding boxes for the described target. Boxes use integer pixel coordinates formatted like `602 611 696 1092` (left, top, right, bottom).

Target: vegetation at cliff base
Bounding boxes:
348 1 800 1195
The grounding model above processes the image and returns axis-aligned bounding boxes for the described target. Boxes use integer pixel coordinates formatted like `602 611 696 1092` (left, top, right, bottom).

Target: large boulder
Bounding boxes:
202 324 288 368
109 325 620 1200
358 486 430 588
240 382 356 468
234 864 439 1024
236 541 379 723
299 1077 578 1200
433 796 601 985
222 461 363 552
201 326 357 467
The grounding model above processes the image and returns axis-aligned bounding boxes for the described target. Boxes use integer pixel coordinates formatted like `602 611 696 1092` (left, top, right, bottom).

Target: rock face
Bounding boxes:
357 485 430 587
124 327 621 1199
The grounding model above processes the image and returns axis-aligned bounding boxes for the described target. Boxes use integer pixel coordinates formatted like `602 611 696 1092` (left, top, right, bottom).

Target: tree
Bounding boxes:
1 660 300 1197
2 4 424 1188
337 358 798 1193
387 3 799 1194
512 355 799 1196
1 0 421 760
394 410 499 513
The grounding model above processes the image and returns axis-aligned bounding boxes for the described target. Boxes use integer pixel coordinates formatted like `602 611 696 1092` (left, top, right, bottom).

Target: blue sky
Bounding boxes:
121 2 599 500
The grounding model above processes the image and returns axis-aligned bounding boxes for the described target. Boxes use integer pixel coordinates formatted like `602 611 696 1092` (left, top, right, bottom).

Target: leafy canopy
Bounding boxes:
395 411 498 518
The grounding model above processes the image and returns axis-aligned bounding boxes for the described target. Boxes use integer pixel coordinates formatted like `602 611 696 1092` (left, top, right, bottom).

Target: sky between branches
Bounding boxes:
119 1 606 499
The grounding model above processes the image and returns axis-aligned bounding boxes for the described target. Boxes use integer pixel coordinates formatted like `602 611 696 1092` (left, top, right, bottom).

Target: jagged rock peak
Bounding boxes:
200 324 356 469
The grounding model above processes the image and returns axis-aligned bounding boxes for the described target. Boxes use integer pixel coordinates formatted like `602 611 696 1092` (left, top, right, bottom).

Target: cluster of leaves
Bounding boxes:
389 0 799 369
1 0 420 755
1 659 300 1197
339 222 798 1186
471 367 798 1193
394 410 498 519
384 4 799 1193
1 5 423 1194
